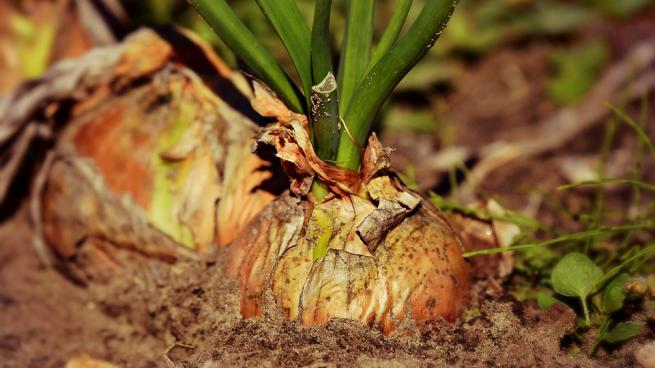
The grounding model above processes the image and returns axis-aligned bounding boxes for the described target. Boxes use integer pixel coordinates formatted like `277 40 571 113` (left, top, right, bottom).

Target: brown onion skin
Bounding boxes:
225 193 470 334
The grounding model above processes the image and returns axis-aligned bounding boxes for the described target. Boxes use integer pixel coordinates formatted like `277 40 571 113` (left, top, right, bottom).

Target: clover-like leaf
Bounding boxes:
600 273 629 315
603 322 644 344
551 253 604 298
551 252 604 325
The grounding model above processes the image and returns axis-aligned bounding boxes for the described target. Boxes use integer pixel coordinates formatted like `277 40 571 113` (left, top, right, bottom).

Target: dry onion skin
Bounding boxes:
0 0 122 94
226 189 470 333
20 29 470 333
36 30 280 281
225 86 470 334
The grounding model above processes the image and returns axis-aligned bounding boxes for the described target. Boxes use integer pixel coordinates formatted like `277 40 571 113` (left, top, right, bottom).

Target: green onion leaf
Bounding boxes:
190 0 305 113
337 0 456 171
311 0 335 84
367 0 413 74
337 0 375 114
311 0 340 164
311 72 340 161
256 0 313 110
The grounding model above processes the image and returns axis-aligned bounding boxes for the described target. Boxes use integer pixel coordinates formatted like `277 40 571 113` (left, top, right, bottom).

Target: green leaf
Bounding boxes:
551 252 604 325
366 0 413 73
590 316 611 355
551 253 604 298
311 73 340 162
190 0 305 113
336 0 457 171
600 273 629 314
310 0 340 164
603 322 644 344
256 0 313 108
337 0 375 114
311 0 335 84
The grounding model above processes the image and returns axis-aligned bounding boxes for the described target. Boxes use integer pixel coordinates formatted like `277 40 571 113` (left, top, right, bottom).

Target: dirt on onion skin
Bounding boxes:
2 204 637 368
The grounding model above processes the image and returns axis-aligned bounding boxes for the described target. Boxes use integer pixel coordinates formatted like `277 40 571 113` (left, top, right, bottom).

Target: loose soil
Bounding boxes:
0 207 603 368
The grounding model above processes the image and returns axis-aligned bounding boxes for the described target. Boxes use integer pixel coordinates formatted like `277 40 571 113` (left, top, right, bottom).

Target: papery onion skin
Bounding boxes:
226 190 470 334
225 94 470 333
36 30 278 278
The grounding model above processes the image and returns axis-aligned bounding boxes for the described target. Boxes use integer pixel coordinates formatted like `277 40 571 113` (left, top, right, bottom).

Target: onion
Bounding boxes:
37 30 277 280
224 92 469 332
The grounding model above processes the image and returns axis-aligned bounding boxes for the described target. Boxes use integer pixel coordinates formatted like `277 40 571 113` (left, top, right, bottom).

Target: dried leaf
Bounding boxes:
251 82 361 197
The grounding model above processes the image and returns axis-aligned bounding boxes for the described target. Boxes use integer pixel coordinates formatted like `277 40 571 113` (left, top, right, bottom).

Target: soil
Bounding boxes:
2 7 655 368
0 207 603 368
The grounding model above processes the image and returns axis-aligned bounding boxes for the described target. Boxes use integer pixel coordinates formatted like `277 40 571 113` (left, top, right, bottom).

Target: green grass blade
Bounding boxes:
429 192 544 230
606 102 655 160
559 178 655 192
366 0 413 74
256 0 313 109
626 95 649 222
594 243 655 291
336 0 457 170
463 221 655 258
190 0 305 113
337 0 375 114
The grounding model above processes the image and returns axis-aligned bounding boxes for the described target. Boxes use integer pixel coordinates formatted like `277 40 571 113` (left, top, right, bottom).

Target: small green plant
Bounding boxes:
591 274 644 353
550 252 647 354
189 0 457 198
452 99 654 356
551 252 604 326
